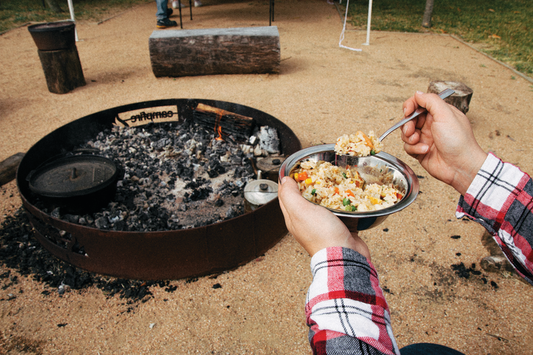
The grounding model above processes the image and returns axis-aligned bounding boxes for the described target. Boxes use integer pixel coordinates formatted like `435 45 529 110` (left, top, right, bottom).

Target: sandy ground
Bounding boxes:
1 0 533 353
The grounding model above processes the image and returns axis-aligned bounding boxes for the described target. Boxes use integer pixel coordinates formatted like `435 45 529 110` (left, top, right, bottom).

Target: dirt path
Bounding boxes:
1 0 532 353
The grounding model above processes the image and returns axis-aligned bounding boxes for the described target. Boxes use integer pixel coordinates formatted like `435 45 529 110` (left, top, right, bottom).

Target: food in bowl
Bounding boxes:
291 159 404 212
334 131 383 157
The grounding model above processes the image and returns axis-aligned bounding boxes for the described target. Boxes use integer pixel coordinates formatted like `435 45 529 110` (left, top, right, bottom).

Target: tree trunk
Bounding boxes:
45 0 64 13
422 0 434 28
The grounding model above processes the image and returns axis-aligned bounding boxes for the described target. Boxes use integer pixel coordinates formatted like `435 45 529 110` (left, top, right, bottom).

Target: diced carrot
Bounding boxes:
298 171 308 181
356 130 374 149
334 187 340 194
346 190 355 197
396 193 403 200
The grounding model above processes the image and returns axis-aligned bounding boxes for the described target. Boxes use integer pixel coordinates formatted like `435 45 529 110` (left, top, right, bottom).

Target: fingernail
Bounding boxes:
416 91 424 95
281 176 290 184
403 107 407 114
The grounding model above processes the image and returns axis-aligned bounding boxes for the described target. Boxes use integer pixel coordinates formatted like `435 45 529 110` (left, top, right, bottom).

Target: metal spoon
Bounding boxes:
334 88 455 180
377 88 455 142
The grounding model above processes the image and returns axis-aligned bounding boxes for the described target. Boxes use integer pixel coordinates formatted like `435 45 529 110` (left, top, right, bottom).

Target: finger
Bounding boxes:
402 119 416 137
402 95 418 116
401 127 419 145
414 113 427 130
278 176 303 208
278 177 297 223
414 92 451 123
404 141 429 156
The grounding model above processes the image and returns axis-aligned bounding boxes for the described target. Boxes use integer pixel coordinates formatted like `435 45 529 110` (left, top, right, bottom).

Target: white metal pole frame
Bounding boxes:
338 0 372 51
362 0 372 45
67 0 79 41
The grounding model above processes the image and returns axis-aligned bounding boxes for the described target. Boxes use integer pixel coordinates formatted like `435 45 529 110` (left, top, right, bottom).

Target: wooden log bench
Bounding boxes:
149 26 280 78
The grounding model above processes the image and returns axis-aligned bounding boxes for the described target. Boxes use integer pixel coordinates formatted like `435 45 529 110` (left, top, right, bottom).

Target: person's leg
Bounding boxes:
155 0 177 27
156 0 168 19
400 343 465 355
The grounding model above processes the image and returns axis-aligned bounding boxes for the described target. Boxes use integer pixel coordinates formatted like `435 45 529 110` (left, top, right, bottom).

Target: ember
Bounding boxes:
33 118 282 232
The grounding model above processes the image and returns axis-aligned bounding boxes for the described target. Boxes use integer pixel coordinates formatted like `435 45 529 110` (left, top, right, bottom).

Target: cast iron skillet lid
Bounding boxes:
27 155 118 198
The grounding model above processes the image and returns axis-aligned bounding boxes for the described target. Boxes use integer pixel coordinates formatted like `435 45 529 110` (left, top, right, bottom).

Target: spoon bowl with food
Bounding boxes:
279 144 419 231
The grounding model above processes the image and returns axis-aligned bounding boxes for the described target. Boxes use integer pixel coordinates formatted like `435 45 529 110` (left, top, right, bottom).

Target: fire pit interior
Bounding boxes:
17 99 301 280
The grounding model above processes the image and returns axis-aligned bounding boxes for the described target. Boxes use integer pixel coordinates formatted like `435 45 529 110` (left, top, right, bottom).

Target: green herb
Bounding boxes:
311 188 317 196
342 172 347 179
343 198 351 206
370 149 376 155
345 205 356 212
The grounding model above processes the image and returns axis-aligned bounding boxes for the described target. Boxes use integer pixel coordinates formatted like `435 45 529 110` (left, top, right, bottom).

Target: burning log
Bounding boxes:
193 103 254 143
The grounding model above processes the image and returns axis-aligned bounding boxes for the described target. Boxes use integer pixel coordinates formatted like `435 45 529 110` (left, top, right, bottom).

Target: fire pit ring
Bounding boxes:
17 99 301 280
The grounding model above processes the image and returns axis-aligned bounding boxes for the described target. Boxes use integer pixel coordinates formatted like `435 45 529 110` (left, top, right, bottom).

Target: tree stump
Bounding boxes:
0 152 25 186
428 81 473 114
38 45 86 94
149 27 280 77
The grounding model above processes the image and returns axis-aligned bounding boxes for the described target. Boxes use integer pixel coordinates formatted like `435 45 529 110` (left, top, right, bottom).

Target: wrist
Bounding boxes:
452 150 488 196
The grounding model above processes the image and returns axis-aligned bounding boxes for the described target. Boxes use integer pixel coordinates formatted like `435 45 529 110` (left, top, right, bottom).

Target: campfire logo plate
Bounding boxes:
114 105 179 127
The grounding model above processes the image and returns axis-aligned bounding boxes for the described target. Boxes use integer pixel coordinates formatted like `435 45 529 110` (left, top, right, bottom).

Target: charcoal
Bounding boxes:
30 121 282 233
95 217 109 229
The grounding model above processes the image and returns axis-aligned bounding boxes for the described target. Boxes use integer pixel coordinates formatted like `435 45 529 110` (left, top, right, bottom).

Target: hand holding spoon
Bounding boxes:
334 89 455 182
377 88 455 142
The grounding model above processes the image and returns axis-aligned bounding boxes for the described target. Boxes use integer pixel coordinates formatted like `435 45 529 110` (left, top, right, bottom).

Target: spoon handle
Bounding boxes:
378 88 455 141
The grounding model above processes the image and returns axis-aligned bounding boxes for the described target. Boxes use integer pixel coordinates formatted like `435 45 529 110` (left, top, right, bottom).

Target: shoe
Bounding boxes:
156 18 178 28
167 8 173 17
172 0 186 8
194 0 203 7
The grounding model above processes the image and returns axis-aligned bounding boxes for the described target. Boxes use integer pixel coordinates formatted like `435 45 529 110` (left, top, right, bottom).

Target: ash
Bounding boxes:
35 119 280 232
0 208 182 302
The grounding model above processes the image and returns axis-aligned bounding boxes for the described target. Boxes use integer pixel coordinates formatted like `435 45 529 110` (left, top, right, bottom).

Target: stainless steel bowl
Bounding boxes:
279 144 419 231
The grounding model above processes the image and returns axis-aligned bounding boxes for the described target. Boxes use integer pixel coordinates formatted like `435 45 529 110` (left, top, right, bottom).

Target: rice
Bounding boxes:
334 131 383 157
292 160 403 212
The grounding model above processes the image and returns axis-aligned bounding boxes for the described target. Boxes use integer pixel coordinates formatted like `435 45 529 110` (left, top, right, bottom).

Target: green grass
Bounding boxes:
346 0 533 78
0 0 151 33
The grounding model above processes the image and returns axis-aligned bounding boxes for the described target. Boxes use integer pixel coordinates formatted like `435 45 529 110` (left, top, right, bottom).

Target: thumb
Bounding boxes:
278 176 304 210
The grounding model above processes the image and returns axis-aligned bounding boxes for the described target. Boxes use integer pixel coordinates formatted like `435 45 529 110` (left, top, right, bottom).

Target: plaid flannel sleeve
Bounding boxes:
456 153 533 285
306 247 399 355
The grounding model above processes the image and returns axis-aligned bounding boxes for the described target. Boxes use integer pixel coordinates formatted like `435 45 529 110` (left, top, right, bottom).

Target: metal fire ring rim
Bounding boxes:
16 98 302 280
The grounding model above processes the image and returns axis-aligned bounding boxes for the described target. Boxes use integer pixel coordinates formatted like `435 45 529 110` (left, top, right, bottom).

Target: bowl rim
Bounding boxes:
278 144 419 218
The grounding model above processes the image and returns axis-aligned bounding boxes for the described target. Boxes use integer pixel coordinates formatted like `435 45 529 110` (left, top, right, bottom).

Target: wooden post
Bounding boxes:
149 27 280 77
37 45 86 94
428 81 473 114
